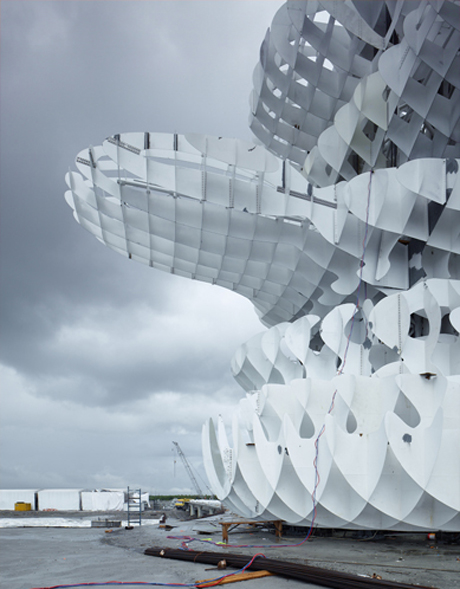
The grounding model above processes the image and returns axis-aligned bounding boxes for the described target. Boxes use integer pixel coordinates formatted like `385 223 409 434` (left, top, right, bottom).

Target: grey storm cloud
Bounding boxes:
0 0 283 492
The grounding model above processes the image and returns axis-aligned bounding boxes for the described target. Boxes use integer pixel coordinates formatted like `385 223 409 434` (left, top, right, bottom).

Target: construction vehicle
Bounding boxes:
174 498 190 510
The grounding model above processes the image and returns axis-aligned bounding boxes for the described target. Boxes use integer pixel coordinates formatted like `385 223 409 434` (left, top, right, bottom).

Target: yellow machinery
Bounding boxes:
14 502 31 511
174 498 190 510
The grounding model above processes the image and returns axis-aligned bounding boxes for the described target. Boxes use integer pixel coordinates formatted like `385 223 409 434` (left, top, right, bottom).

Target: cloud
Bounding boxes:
0 363 241 492
0 0 283 491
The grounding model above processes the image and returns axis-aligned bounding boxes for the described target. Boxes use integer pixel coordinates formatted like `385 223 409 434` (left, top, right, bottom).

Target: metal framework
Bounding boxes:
65 0 460 531
172 441 203 497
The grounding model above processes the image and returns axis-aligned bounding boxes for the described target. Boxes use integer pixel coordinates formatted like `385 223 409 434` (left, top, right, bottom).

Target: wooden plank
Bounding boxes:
196 570 274 587
219 520 283 543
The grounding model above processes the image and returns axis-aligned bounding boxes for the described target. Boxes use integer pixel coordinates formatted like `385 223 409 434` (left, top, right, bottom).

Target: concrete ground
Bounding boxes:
0 510 459 589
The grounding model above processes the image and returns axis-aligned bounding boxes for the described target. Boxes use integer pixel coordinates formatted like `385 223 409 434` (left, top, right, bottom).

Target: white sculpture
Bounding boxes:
65 0 460 530
205 279 460 530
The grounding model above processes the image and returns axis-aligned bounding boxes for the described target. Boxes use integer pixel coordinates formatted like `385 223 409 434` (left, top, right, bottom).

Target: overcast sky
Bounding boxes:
0 0 284 495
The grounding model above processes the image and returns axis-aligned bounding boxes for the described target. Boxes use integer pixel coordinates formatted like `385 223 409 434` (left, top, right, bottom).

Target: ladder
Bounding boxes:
127 486 142 526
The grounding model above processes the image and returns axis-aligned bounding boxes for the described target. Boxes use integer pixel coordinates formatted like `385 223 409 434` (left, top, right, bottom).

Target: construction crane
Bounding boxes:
172 441 204 497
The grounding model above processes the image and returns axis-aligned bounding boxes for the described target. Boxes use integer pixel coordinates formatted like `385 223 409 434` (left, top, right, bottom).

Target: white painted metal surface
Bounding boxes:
65 0 460 530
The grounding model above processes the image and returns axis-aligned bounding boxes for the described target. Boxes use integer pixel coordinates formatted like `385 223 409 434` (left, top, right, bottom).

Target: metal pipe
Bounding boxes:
144 547 438 589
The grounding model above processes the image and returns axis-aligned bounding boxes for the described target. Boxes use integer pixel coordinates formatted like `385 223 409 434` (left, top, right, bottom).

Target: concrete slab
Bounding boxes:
0 525 315 589
1 511 459 589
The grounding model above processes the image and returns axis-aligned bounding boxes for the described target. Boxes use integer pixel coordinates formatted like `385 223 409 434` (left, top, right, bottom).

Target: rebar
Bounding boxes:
144 547 438 589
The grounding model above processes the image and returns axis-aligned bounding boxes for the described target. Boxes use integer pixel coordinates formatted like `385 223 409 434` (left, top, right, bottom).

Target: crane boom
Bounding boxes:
172 441 203 497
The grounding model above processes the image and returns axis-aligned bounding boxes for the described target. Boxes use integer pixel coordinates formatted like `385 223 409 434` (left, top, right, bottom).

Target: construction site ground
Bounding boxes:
0 509 459 589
